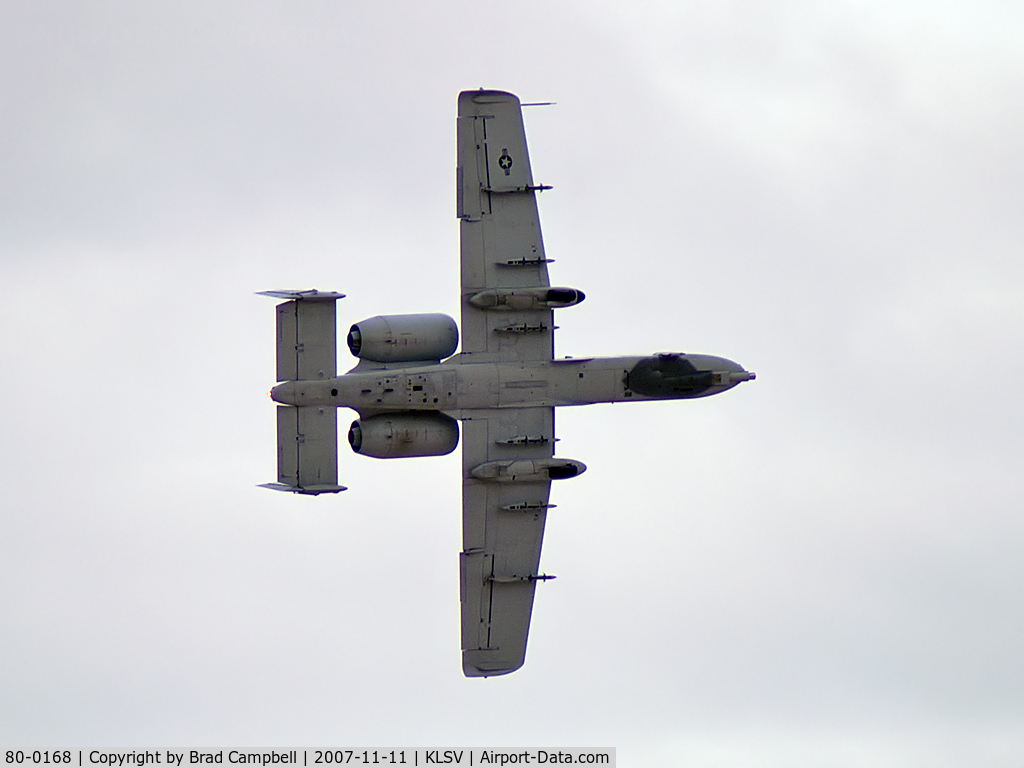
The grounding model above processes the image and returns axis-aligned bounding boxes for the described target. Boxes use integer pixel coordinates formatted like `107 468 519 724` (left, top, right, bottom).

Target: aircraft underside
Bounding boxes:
259 90 755 677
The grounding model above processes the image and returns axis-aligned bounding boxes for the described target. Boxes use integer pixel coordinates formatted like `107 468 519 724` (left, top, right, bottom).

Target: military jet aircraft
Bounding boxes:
260 89 755 677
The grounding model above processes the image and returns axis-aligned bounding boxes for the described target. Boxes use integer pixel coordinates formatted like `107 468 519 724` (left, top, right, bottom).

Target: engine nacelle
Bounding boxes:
348 412 459 459
347 313 458 363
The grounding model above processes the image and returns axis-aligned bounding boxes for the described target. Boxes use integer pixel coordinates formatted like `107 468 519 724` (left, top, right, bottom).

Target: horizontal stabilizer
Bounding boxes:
265 405 345 495
264 289 343 382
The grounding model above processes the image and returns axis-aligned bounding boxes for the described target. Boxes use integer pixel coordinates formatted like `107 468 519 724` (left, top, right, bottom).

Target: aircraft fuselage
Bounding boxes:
271 353 754 415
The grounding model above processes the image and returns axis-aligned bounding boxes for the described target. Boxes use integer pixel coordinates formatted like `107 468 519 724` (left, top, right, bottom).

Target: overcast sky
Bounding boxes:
2 1 1023 765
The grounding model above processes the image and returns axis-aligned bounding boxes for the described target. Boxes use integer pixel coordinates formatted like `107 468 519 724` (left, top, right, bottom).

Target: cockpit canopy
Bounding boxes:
626 354 716 398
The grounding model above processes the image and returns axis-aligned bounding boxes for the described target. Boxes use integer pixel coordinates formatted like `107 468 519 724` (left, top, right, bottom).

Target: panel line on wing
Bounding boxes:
482 118 492 201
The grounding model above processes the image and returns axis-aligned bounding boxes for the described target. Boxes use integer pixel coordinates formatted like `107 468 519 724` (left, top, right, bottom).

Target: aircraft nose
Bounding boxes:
715 356 755 382
689 355 755 387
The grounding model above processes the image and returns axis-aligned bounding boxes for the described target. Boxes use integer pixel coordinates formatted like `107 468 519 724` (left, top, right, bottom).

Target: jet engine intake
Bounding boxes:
347 313 458 363
348 412 459 459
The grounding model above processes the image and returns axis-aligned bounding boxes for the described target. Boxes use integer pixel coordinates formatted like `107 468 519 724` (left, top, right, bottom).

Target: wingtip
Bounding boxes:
459 89 520 107
462 662 520 679
462 649 524 678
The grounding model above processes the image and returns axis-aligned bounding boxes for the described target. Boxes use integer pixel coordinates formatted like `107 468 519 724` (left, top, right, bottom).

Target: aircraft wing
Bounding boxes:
460 406 555 676
457 90 554 363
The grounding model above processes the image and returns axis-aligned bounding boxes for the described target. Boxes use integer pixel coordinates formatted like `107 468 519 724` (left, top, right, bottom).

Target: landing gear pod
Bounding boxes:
347 313 459 363
468 287 585 311
348 412 459 458
470 458 587 483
